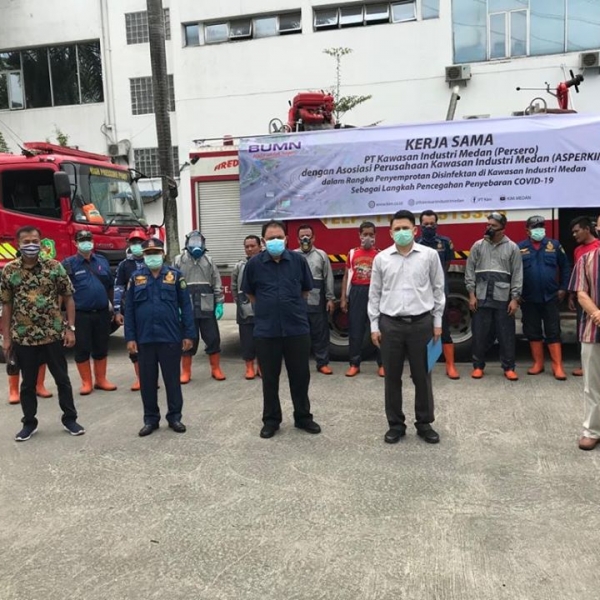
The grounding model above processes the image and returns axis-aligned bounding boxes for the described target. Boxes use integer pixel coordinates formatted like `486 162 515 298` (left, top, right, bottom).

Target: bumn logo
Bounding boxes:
248 141 302 153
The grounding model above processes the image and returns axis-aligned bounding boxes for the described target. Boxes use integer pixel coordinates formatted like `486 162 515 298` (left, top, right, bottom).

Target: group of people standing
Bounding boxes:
2 208 600 451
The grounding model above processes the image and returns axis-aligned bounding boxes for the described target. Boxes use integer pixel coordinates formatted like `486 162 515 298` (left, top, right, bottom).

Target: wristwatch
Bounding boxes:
67 325 76 332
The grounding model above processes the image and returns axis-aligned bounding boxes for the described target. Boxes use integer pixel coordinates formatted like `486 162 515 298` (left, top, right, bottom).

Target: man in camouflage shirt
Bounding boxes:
1 225 85 441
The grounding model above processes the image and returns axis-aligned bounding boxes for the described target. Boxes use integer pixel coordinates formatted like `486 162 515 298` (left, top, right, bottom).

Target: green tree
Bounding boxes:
323 47 372 123
0 130 10 153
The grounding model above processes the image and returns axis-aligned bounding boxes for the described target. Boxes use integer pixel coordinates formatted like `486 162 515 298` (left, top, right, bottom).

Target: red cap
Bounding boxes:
128 228 148 242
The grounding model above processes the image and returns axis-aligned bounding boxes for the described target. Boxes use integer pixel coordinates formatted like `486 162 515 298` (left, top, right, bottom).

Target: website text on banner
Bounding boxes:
239 114 600 223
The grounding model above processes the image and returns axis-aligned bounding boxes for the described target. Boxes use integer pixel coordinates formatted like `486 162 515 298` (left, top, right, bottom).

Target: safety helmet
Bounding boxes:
128 228 148 242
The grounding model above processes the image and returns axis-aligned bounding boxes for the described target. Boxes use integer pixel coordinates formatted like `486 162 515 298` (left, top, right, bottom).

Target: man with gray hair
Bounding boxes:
465 212 523 381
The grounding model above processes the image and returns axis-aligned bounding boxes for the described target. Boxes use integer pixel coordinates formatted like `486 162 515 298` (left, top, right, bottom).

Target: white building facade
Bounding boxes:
1 0 599 238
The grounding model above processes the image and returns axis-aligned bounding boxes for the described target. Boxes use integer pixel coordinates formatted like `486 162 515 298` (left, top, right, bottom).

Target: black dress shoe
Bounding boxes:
138 423 159 437
260 424 279 439
168 421 187 433
294 420 321 434
417 428 440 444
384 428 406 444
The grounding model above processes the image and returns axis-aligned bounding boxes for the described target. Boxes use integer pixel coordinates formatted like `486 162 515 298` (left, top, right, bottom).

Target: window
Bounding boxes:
314 2 417 30
77 42 104 104
130 75 175 115
2 169 61 219
49 46 78 106
568 0 600 51
279 13 302 33
22 49 52 109
200 11 302 44
230 19 252 39
254 17 278 38
0 52 24 110
134 147 179 178
125 9 171 45
314 9 339 29
530 0 565 56
365 4 390 24
0 41 102 110
205 23 229 44
422 0 440 20
184 23 200 46
454 0 600 63
391 2 415 23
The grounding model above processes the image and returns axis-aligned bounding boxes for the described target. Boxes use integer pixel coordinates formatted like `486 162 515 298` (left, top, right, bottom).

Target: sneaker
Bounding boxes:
63 421 85 436
15 425 37 442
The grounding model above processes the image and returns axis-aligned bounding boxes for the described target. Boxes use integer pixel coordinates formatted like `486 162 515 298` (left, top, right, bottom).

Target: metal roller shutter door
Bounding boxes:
196 180 262 271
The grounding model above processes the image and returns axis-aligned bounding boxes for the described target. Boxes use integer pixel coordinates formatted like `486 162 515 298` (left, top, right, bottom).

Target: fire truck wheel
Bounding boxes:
447 275 473 362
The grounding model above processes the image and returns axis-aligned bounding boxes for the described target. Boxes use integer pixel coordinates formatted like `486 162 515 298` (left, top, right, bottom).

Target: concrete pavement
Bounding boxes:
0 321 598 600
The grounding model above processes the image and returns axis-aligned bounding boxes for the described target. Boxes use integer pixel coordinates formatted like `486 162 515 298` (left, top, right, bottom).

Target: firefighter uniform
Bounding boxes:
63 231 116 395
294 246 335 372
518 228 571 380
114 229 148 391
174 248 226 381
416 232 459 379
231 257 257 377
124 248 195 430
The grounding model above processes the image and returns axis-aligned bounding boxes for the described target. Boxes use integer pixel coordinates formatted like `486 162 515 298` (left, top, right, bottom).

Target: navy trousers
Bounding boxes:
138 342 183 426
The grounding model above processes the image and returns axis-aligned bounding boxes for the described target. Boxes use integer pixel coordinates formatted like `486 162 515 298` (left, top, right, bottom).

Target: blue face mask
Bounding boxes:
190 246 204 259
265 238 285 256
77 241 94 253
130 243 143 257
144 254 163 270
393 230 414 247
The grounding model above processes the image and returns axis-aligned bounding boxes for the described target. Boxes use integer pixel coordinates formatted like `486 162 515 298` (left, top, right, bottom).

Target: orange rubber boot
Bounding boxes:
548 343 567 381
504 370 519 381
345 366 360 377
76 361 94 395
93 358 117 391
442 344 460 380
36 364 53 398
131 362 141 391
245 360 256 380
180 355 192 384
209 353 226 381
8 374 20 404
527 341 545 375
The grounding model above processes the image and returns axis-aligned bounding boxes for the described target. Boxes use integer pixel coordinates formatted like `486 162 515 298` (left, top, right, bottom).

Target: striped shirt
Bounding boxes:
569 248 600 343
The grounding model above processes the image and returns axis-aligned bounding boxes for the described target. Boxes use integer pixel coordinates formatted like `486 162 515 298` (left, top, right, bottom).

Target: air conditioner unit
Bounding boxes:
107 140 131 157
445 64 471 87
580 51 600 70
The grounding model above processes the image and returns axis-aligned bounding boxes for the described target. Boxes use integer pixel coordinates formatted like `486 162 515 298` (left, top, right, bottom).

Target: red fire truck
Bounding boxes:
189 93 598 361
0 142 161 359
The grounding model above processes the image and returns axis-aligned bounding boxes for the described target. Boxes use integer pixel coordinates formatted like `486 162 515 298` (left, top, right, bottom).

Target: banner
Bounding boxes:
239 113 600 222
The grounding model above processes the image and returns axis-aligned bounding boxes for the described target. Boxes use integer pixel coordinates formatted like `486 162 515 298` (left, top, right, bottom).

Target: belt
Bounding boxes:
384 311 431 323
76 308 109 314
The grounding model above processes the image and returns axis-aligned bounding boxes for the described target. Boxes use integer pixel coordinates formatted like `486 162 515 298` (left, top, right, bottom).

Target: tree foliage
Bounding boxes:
323 47 372 122
0 130 10 153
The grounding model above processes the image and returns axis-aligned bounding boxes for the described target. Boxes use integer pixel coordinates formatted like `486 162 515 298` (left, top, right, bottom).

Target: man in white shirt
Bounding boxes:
368 210 446 445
